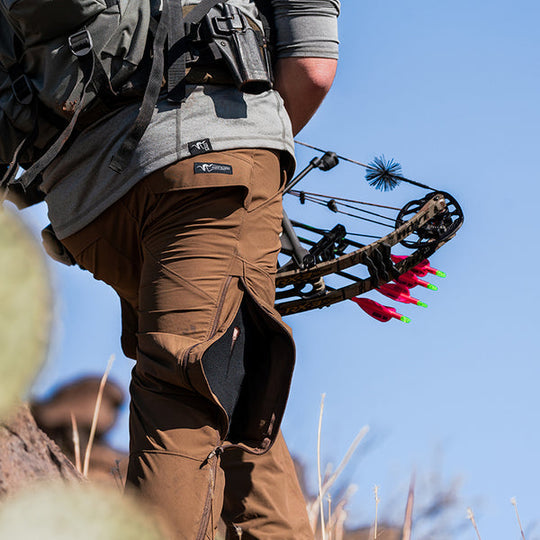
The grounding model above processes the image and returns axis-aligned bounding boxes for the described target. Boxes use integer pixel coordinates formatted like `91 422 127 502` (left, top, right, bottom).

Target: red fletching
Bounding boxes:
395 270 436 290
377 282 423 306
391 255 444 278
351 297 409 323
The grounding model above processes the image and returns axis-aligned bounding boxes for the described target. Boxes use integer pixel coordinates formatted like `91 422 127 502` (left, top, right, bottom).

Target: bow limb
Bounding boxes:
276 192 447 289
275 243 434 316
274 192 460 316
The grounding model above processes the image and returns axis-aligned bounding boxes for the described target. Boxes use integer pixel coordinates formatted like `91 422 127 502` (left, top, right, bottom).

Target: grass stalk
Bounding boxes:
511 497 526 540
401 474 415 540
112 460 124 493
83 354 115 477
326 494 332 540
326 486 355 540
70 412 81 474
373 485 380 540
317 393 327 540
308 420 369 532
321 425 369 498
467 507 482 540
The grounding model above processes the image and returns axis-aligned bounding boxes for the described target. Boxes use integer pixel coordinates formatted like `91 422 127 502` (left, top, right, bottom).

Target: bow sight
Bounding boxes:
275 145 464 317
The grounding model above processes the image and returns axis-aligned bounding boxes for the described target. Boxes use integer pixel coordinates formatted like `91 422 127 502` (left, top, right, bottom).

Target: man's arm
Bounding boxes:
273 57 337 136
269 0 340 135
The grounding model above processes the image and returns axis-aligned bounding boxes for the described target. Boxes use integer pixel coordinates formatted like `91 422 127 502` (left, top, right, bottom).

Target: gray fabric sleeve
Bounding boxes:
270 0 340 59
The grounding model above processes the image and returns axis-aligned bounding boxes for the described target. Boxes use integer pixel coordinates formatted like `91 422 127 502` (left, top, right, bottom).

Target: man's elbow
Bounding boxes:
278 57 338 94
273 57 338 135
301 57 338 95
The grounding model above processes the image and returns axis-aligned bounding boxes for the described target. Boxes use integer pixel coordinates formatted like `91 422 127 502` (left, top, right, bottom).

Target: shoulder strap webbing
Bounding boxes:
110 0 228 173
166 0 186 102
10 28 120 192
253 0 274 51
15 42 97 190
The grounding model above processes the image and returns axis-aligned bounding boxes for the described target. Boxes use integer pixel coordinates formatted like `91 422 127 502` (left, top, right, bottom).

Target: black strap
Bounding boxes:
166 0 186 102
109 0 170 173
183 0 228 26
168 0 231 101
110 0 229 172
253 0 274 51
16 50 96 190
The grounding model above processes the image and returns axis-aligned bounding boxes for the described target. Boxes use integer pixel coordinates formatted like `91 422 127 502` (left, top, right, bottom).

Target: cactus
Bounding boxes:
0 207 51 419
0 483 165 539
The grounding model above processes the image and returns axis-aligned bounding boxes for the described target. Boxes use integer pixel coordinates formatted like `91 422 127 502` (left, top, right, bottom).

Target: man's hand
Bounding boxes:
274 57 337 136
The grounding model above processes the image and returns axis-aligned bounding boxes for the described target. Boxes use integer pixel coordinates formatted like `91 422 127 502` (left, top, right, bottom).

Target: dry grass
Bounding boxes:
70 412 82 474
401 475 415 540
511 497 526 540
373 485 380 539
309 394 369 540
82 355 115 477
467 507 482 540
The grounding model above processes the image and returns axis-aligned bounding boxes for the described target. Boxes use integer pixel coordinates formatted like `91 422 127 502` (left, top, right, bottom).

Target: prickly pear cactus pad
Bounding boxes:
0 208 51 419
0 483 165 539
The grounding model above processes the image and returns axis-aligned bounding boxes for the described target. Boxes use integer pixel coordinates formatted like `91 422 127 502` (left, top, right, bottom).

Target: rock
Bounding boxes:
31 377 128 486
31 377 124 437
343 526 401 540
0 404 82 497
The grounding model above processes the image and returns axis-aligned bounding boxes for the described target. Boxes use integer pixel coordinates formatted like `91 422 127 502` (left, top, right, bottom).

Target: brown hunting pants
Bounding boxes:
61 149 313 539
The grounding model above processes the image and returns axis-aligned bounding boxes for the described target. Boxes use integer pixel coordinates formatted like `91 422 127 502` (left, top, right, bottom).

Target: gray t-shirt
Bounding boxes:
43 0 340 239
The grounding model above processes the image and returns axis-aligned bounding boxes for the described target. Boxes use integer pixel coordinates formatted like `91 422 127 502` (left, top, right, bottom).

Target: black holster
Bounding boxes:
200 3 273 94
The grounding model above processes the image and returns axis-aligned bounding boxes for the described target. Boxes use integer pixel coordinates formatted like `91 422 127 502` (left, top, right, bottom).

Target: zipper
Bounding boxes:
208 275 232 338
226 325 241 376
180 275 233 370
195 446 222 540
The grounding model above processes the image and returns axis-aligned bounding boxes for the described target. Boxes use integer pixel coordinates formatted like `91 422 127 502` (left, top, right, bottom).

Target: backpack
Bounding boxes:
0 0 270 208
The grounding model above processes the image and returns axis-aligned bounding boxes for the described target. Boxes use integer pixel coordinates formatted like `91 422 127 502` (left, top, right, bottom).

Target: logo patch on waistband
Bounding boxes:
194 162 233 175
188 138 213 156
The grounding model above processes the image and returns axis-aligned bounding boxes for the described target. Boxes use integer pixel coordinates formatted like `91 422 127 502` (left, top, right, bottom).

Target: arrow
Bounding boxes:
351 297 411 323
391 255 446 278
377 282 428 307
395 270 438 291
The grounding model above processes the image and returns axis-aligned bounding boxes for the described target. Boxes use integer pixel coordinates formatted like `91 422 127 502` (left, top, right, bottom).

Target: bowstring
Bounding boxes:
287 190 397 230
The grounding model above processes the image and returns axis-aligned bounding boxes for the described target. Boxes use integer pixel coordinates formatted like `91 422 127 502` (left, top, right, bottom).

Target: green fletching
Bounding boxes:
435 270 446 278
400 316 411 323
417 301 428 308
427 284 438 291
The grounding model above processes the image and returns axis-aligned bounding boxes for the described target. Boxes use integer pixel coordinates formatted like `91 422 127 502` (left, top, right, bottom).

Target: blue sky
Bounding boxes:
18 1 540 538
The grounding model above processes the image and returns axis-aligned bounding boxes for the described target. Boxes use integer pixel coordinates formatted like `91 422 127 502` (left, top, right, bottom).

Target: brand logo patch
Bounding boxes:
188 139 213 156
194 162 233 175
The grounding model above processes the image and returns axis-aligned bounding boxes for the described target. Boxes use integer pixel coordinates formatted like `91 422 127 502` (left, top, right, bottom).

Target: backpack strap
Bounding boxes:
110 0 228 173
13 29 99 191
166 0 187 102
253 0 274 55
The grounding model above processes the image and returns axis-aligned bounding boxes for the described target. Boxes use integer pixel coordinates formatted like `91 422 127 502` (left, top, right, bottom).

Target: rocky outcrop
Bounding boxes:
0 404 82 497
31 377 128 486
343 526 400 540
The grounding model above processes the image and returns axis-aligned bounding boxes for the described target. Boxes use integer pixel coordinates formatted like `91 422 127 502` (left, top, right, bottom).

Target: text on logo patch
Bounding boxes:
194 162 233 175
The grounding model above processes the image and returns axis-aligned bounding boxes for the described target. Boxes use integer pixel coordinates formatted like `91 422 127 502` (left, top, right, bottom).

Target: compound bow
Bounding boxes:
275 143 464 317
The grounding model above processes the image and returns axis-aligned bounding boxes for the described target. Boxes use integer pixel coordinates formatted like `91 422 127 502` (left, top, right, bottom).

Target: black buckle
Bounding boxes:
68 29 93 57
11 73 33 105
